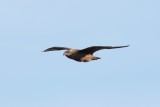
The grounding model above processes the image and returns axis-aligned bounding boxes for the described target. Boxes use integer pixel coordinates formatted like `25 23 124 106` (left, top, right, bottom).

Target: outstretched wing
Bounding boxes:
43 46 71 52
79 45 129 54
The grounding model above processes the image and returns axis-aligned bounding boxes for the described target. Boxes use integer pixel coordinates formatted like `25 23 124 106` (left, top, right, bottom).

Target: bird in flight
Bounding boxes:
43 45 129 62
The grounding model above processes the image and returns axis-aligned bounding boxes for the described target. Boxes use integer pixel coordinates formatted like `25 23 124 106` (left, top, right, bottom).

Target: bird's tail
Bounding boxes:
92 57 101 60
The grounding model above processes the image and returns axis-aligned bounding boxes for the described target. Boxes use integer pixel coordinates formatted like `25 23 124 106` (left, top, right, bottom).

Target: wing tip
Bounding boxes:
42 50 47 52
42 47 51 52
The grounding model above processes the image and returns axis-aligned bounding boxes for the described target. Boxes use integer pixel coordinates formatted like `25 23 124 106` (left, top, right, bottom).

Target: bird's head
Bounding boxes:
63 50 72 56
63 49 78 56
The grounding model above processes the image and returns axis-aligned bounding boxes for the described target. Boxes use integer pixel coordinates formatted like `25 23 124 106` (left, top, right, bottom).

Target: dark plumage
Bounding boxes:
43 45 129 62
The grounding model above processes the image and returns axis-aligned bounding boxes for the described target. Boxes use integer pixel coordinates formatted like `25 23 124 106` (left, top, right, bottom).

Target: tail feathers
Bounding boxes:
92 57 101 60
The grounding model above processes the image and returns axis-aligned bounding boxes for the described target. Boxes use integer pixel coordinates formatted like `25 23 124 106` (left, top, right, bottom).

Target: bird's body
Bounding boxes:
65 52 100 62
43 45 129 62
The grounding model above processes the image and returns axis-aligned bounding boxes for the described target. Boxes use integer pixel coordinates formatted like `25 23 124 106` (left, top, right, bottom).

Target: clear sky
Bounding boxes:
0 0 160 107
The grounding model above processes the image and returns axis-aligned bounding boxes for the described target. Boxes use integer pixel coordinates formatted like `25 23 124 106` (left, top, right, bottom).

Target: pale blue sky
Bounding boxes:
0 0 160 107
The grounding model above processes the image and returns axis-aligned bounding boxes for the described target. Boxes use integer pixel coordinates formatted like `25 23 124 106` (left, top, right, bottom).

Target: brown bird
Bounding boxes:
43 45 129 62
